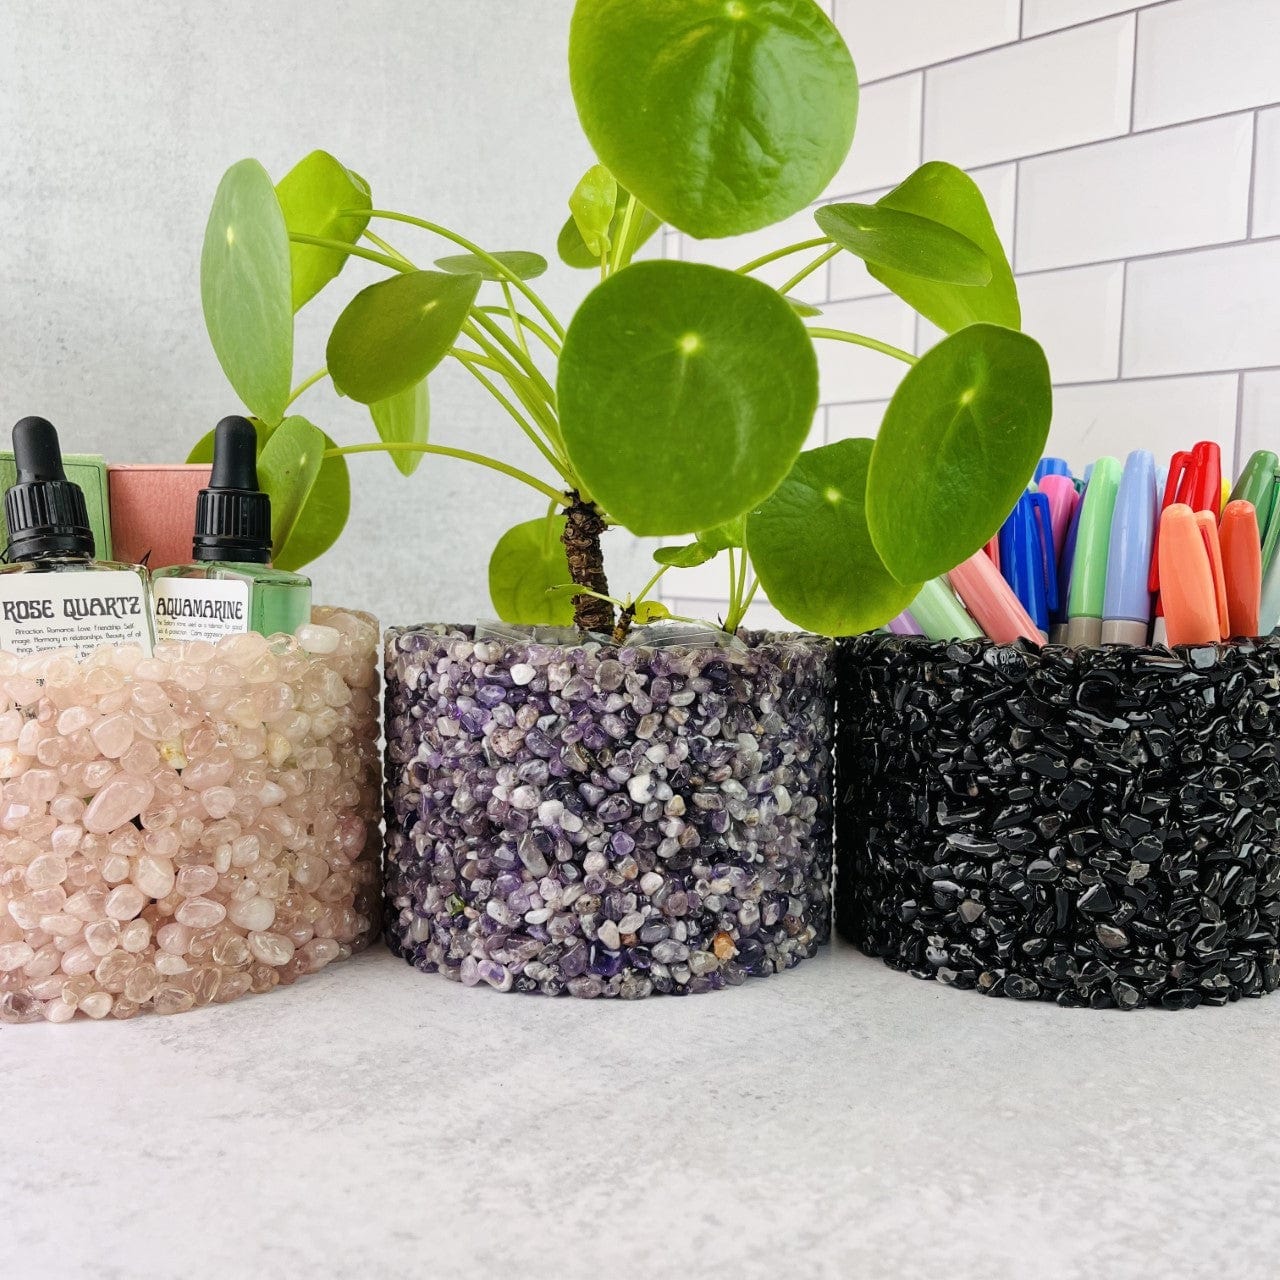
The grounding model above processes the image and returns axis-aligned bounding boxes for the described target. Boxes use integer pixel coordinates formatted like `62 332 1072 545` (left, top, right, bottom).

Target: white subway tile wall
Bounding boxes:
660 0 1280 626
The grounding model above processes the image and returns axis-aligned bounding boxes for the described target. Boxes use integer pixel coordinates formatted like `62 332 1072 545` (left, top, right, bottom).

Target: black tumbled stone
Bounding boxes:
834 634 1280 1012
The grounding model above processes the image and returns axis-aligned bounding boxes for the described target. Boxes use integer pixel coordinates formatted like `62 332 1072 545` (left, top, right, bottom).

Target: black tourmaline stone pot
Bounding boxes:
836 633 1280 1010
384 625 834 997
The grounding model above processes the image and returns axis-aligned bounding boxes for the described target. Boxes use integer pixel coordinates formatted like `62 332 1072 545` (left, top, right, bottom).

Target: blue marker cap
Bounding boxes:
1034 457 1071 483
998 492 1058 632
1101 449 1157 645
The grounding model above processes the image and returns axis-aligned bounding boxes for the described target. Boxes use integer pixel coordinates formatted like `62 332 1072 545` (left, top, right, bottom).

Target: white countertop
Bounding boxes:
5 941 1279 1279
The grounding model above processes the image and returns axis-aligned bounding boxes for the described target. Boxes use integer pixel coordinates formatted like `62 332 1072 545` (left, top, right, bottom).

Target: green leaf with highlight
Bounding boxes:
275 150 372 311
867 324 1052 584
569 0 858 238
558 261 818 536
489 517 576 625
326 269 482 404
815 202 991 286
868 162 1020 333
201 159 294 425
370 379 430 477
558 179 661 269
747 438 919 635
435 251 548 281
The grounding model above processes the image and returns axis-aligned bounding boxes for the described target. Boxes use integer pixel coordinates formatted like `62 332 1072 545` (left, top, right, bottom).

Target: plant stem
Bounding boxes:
450 350 571 478
808 326 918 365
468 312 555 406
355 209 566 340
726 546 740 624
288 233 411 274
501 281 531 361
739 576 760 621
560 495 614 633
477 306 561 355
460 321 565 452
634 563 669 606
363 230 416 268
284 368 328 410
777 245 839 297
610 194 638 274
736 237 830 276
323 442 567 502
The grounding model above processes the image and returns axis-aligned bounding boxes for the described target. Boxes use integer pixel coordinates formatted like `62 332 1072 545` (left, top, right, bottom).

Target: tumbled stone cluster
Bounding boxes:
385 626 834 997
836 634 1280 1010
0 608 381 1023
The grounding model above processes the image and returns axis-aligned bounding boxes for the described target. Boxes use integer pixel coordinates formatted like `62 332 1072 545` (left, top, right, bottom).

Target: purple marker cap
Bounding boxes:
887 610 923 636
1101 448 1157 644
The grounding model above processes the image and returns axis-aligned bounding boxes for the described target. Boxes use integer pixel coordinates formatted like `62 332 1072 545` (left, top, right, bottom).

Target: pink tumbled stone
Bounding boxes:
90 714 135 759
24 853 67 890
200 787 237 820
176 865 219 898
83 775 155 834
131 855 176 900
0 941 35 972
248 931 295 966
227 896 275 932
104 884 146 921
174 897 226 929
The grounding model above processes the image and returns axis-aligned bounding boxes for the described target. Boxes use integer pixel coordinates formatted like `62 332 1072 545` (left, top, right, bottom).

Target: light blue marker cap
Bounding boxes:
1101 449 1157 644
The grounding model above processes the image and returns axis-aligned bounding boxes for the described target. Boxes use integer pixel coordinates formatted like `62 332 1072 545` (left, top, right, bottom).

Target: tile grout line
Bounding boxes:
1010 160 1021 274
1234 371 1247 467
854 0 1183 91
1247 110 1261 239
1127 10 1140 133
820 364 1280 406
1115 259 1129 381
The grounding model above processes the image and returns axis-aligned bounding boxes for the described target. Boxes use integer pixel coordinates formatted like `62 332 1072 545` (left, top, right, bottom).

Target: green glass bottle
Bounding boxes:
152 417 311 642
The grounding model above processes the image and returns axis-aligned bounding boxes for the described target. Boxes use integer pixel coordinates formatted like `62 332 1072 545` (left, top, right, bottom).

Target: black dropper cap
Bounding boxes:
193 416 272 564
5 417 95 561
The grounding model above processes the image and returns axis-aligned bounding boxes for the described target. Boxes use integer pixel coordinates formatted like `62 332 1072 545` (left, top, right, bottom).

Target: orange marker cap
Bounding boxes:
1159 505 1221 647
1220 499 1262 638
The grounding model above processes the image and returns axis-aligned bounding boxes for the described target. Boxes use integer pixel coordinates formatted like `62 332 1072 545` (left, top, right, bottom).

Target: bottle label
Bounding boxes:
153 577 251 643
0 570 153 660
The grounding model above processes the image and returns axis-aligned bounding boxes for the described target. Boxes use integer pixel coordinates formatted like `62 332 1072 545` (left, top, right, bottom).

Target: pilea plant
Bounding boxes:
196 0 1052 640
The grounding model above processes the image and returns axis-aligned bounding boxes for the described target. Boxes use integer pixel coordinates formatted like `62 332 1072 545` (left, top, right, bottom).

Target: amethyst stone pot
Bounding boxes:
384 625 834 997
835 633 1280 1010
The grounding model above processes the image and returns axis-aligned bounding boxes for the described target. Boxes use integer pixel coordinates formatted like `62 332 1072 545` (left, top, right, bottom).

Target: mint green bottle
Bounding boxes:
151 417 311 642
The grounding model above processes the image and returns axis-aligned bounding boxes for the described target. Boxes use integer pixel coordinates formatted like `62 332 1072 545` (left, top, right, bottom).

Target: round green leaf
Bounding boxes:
186 417 350 571
558 183 662 269
868 163 1020 333
569 164 619 259
435 251 548 282
867 324 1052 584
748 439 919 634
258 417 325 557
815 202 991 286
275 150 372 312
489 517 576 625
568 0 858 239
326 270 482 404
558 261 819 536
370 379 430 477
698 517 745 551
654 542 717 568
201 159 294 425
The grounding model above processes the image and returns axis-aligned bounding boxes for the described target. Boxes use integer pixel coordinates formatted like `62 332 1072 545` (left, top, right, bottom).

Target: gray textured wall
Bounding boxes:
0 0 653 626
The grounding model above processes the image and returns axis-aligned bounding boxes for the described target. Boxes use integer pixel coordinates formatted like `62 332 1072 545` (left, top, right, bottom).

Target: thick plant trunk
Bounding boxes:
561 494 615 634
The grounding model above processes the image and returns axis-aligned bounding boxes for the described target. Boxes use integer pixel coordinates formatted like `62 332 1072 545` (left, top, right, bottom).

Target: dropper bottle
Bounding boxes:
0 416 154 659
151 416 312 641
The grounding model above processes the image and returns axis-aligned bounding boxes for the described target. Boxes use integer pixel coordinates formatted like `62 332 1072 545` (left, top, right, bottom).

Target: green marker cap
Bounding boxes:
1232 449 1280 562
909 577 983 642
1066 455 1122 645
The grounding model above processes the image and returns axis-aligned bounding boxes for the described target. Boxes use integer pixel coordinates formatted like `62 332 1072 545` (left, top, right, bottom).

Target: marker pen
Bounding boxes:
1220 500 1261 638
1065 455 1122 647
948 550 1045 646
907 578 984 642
1101 450 1156 645
1159 504 1221 647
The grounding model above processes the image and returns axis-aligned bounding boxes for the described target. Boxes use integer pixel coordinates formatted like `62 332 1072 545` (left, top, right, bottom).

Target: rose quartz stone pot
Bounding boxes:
0 608 381 1022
